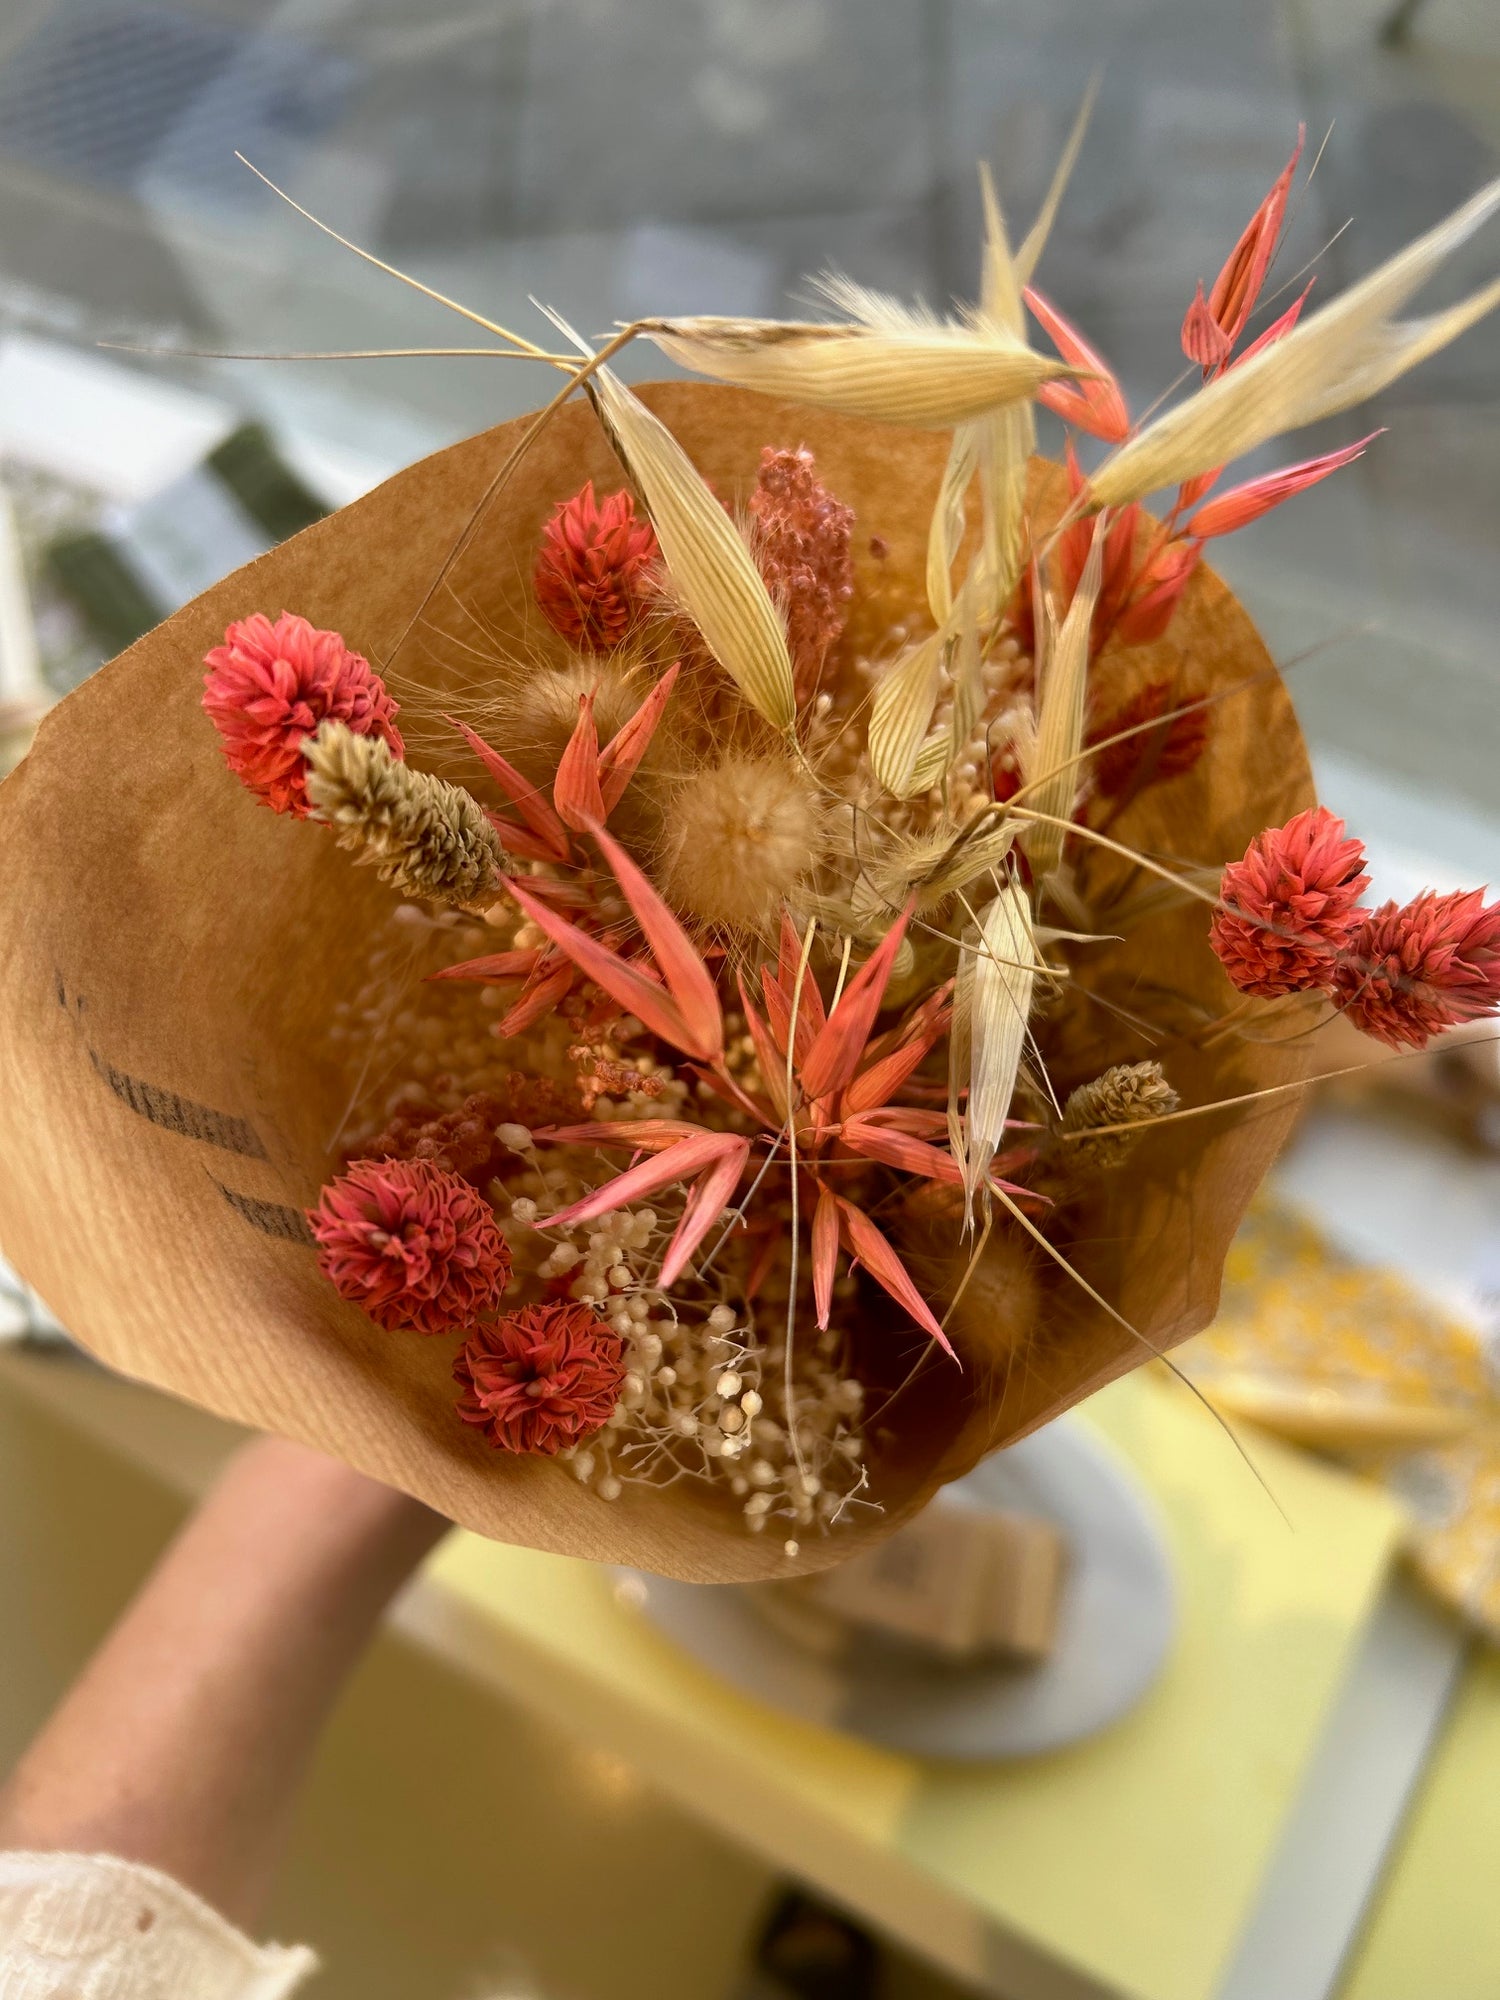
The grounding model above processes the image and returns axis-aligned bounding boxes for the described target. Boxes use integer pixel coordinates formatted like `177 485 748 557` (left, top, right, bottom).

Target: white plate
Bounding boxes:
615 1416 1176 1760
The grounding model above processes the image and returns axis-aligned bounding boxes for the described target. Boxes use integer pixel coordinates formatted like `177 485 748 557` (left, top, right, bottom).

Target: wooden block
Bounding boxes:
801 1497 1067 1663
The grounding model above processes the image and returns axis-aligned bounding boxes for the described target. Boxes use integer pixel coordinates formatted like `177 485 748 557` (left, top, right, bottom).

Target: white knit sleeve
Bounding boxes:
0 1851 317 1999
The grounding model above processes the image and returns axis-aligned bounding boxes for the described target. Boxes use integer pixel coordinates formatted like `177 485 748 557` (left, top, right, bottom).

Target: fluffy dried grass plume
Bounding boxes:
655 754 823 932
304 720 503 908
490 658 645 783
1060 1060 1180 1172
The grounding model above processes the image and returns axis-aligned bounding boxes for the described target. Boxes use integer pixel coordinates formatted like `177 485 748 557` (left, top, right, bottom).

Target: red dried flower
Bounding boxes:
203 611 402 817
361 1091 511 1187
1088 679 1209 800
1333 889 1500 1049
748 445 855 700
454 1301 625 1454
310 1158 511 1335
1210 806 1370 998
534 482 660 652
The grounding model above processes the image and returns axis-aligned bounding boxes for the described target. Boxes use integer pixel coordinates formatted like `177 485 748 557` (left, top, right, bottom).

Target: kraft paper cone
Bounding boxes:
0 385 1314 1581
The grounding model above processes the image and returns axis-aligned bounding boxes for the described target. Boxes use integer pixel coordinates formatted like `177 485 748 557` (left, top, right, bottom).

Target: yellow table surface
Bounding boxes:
427 1370 1408 2000
2 1340 1495 1997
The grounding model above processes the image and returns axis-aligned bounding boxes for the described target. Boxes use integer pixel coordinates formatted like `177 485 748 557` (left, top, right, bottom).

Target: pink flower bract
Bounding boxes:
454 1301 625 1455
1210 806 1370 998
1333 889 1500 1049
534 482 660 652
748 445 855 701
310 1158 511 1335
203 611 402 817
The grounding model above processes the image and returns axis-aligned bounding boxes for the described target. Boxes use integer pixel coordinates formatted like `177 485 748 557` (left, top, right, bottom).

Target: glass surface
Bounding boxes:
0 0 1495 827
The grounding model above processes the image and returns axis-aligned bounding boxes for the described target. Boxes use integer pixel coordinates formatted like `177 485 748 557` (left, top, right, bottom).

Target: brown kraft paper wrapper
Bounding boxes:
0 384 1315 1582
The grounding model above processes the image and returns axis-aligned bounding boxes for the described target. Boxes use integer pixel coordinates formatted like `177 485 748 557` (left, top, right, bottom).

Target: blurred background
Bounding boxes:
1 3 1498 1998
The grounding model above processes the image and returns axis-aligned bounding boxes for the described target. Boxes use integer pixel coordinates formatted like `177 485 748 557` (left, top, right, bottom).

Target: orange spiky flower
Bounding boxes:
1332 890 1500 1049
534 481 661 652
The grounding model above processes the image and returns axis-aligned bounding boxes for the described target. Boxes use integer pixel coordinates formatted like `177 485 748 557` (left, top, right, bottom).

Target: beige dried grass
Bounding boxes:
304 722 504 908
585 365 798 732
1020 522 1104 878
641 283 1073 430
962 877 1039 1213
1092 177 1500 505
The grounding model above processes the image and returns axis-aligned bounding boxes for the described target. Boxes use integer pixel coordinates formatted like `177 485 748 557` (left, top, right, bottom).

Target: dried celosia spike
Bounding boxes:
842 1000 951 1116
455 1302 625 1455
1087 679 1209 801
504 876 707 1060
1093 176 1500 506
533 481 660 652
448 715 570 861
658 1137 752 1286
1112 537 1201 648
588 366 797 731
835 1193 953 1353
1023 522 1104 878
800 903 915 1103
1180 282 1232 371
1332 889 1500 1049
539 1128 750 1287
642 286 1074 430
309 1157 511 1335
1232 277 1316 367
1209 805 1369 998
552 692 606 830
747 445 855 700
1183 431 1380 539
963 878 1037 1213
587 821 725 1059
1060 1060 1180 1172
596 661 679 814
812 1185 839 1330
1026 288 1131 441
1187 127 1305 364
304 720 504 908
203 611 402 818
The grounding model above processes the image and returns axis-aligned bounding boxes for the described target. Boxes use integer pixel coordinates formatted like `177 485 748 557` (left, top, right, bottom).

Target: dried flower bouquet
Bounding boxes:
0 127 1497 1580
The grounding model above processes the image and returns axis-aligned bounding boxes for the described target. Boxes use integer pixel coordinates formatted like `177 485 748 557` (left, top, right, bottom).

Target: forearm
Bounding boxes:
0 1435 447 1927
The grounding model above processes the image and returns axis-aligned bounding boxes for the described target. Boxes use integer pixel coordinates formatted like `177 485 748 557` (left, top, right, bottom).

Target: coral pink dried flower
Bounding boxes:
203 611 402 817
747 445 855 700
1181 127 1304 365
1332 889 1500 1049
1210 806 1370 998
310 1158 511 1335
534 482 660 652
1088 679 1209 800
454 1301 625 1455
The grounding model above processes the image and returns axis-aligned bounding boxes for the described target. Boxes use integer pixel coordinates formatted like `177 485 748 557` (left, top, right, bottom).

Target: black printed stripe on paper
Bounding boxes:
216 1183 314 1244
89 1050 268 1160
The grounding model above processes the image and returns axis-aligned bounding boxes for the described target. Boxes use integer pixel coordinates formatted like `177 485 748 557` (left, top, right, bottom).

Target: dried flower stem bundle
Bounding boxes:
17 109 1497 1586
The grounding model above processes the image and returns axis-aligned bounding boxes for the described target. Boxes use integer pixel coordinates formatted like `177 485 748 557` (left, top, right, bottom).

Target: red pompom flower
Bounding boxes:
203 611 403 817
1210 806 1370 998
310 1158 511 1335
1332 889 1500 1049
454 1301 625 1455
534 483 660 652
747 445 855 700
